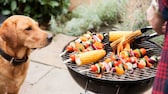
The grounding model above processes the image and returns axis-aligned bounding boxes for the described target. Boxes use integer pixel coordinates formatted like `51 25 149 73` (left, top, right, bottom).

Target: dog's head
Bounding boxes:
0 15 54 49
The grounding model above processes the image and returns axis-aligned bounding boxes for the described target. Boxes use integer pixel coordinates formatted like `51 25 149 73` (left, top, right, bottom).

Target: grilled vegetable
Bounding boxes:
149 55 158 64
110 30 142 52
90 64 98 73
93 35 101 42
59 42 76 56
133 49 141 58
75 42 85 53
115 66 125 75
96 33 104 41
113 60 122 67
133 48 147 58
144 55 153 67
79 36 88 42
104 58 112 63
66 45 73 52
84 51 159 75
75 50 106 66
110 52 117 60
63 31 160 76
90 61 112 73
138 58 146 69
130 57 138 64
124 62 133 70
96 63 105 73
60 32 105 56
124 57 132 62
63 54 76 63
92 41 104 50
109 31 132 42
140 48 147 56
119 50 130 58
70 54 76 62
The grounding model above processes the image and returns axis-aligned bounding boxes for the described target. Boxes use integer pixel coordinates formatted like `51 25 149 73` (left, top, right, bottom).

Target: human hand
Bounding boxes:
146 2 165 35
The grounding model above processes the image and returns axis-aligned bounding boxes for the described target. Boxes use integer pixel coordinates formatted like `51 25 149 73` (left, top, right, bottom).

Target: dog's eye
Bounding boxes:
25 27 32 31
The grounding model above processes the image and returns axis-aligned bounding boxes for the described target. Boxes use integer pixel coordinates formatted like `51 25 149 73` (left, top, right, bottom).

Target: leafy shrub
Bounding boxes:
50 0 126 36
0 0 70 25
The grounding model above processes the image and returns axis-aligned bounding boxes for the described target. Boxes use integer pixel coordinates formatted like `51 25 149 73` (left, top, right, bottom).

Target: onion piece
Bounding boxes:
148 58 156 64
129 49 134 57
126 62 133 70
132 63 137 69
128 69 134 74
93 35 101 42
110 67 116 74
102 62 110 72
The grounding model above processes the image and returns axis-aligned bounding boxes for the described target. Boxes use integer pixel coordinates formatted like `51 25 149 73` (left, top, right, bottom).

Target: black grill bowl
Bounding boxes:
68 67 154 94
62 37 162 94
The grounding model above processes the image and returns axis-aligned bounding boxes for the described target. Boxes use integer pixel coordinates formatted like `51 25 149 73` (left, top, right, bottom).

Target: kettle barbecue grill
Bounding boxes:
61 32 162 94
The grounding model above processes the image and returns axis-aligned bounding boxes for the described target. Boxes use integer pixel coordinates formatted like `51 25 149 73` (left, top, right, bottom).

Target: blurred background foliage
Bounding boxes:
0 0 164 46
0 0 70 27
0 0 152 35
49 0 155 36
50 0 126 36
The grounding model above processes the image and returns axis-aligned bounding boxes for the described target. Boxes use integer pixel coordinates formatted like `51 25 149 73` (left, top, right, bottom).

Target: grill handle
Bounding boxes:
143 32 158 40
135 32 159 42
140 26 153 33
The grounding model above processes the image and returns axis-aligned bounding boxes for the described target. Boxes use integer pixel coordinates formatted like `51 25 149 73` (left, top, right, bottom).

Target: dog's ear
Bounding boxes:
0 21 17 48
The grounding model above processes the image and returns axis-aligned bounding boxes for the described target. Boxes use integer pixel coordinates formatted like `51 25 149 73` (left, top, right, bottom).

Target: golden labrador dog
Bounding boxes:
0 15 54 94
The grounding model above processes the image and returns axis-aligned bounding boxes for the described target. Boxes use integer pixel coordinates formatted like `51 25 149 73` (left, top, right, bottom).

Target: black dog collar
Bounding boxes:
0 48 28 66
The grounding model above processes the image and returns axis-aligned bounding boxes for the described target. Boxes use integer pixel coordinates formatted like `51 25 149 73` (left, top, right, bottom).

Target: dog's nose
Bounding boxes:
47 33 55 42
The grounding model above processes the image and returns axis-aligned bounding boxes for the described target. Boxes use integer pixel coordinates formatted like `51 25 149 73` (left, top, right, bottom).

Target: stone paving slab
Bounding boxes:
19 82 33 94
25 62 54 84
31 68 83 94
26 68 84 94
19 61 85 94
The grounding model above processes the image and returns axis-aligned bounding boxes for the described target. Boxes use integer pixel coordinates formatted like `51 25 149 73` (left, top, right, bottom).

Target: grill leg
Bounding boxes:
116 86 120 94
80 79 91 94
84 79 89 93
99 85 121 94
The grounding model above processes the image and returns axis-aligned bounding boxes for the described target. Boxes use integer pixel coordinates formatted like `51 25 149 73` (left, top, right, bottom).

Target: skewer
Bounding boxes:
79 69 91 73
146 48 155 51
59 50 67 57
63 59 72 64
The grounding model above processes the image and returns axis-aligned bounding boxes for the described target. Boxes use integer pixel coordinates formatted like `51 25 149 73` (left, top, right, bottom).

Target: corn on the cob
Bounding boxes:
109 31 132 42
75 50 106 66
110 30 142 52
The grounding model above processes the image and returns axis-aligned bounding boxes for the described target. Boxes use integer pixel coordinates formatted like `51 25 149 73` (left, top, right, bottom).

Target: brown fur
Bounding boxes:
0 15 53 94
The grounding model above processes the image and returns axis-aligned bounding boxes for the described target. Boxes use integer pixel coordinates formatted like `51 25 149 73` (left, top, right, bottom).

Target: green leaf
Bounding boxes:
24 5 31 13
39 0 47 5
3 0 9 6
11 1 17 11
2 10 11 15
48 1 59 8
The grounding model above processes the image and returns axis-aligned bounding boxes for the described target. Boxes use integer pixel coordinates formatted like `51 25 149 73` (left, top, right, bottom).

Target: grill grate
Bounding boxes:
62 33 161 82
